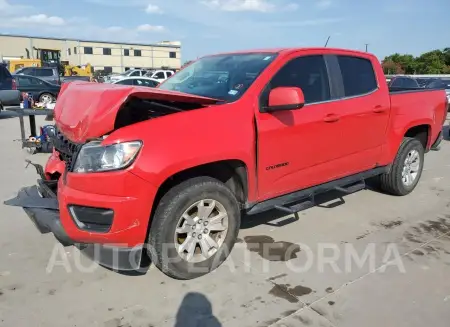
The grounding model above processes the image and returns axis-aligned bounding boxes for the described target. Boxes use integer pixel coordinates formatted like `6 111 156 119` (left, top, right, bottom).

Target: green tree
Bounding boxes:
381 59 404 74
415 50 446 74
383 53 417 74
382 48 450 74
443 48 450 66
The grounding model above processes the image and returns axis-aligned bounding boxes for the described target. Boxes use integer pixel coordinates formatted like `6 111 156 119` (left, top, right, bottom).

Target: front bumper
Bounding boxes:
4 173 152 271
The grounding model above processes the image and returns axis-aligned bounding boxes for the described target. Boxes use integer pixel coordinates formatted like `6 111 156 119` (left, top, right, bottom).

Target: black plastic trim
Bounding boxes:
78 244 143 271
68 205 114 233
431 130 443 150
262 103 304 112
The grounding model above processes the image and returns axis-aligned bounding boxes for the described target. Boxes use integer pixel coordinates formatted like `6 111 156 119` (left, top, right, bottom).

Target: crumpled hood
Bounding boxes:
53 81 220 143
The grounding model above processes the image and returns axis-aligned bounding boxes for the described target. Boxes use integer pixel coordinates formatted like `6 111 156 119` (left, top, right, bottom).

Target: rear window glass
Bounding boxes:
0 65 12 79
338 56 377 97
35 69 54 77
391 77 418 88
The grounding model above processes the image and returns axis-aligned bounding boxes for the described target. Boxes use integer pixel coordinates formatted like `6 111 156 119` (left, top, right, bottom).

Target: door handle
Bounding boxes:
373 105 386 113
323 114 340 123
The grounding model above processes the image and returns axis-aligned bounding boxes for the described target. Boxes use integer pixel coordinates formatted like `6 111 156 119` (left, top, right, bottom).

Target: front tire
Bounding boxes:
380 137 424 196
39 93 55 104
148 176 240 279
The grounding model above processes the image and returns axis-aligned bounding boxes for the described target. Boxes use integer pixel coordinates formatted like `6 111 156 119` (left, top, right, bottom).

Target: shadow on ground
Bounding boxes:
174 292 222 327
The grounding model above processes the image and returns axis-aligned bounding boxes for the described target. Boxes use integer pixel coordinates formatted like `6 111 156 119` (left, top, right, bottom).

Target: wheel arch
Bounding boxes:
404 124 430 150
153 159 249 210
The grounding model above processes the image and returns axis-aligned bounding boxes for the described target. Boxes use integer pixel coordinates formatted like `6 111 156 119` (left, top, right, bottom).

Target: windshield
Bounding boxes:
159 53 277 101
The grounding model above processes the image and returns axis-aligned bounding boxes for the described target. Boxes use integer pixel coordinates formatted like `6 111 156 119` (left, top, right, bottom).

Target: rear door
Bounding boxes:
154 71 166 82
35 68 57 84
332 54 390 165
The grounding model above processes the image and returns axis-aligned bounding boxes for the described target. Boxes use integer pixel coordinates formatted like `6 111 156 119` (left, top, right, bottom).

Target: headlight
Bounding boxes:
73 141 142 173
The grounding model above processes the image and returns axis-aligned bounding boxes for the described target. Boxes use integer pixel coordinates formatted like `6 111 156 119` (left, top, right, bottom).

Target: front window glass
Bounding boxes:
159 53 277 101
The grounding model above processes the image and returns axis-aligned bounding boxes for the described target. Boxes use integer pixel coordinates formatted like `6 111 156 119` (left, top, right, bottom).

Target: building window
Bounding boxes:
74 47 77 54
169 52 176 59
68 48 71 56
134 49 142 57
103 66 113 73
84 47 93 54
103 48 112 55
124 49 129 56
125 67 130 71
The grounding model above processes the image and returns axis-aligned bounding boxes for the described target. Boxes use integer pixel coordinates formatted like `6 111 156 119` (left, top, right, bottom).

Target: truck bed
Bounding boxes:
389 88 447 150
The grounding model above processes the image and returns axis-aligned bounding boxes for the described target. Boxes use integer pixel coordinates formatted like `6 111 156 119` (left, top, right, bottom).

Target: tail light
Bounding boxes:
11 78 17 90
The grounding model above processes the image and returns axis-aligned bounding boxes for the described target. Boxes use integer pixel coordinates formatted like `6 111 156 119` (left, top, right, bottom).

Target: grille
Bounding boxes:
50 126 83 171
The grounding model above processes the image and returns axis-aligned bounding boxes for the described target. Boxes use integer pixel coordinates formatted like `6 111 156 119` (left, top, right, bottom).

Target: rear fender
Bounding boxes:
380 118 433 164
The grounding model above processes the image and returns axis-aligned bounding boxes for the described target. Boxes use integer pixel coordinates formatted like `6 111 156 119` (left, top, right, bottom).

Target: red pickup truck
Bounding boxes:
6 48 447 279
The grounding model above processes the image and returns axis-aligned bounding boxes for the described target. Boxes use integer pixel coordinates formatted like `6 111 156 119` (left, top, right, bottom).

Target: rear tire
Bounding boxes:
148 176 240 279
380 137 424 196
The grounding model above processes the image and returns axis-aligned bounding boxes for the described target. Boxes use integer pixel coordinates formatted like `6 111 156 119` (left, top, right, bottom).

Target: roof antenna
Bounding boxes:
324 36 331 47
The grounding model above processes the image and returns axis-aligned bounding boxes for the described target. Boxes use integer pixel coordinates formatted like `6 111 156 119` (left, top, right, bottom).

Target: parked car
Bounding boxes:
14 67 60 85
388 76 420 89
415 78 431 87
422 78 450 108
0 64 20 109
112 76 160 87
61 76 91 83
6 48 447 280
145 69 174 83
12 74 60 103
105 69 149 83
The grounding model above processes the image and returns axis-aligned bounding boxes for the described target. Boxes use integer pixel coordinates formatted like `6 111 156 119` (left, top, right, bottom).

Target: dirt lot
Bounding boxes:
1 112 450 327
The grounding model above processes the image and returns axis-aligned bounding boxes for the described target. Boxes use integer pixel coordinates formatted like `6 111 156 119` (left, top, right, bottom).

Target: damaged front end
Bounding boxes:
5 127 81 246
5 177 73 246
4 129 144 271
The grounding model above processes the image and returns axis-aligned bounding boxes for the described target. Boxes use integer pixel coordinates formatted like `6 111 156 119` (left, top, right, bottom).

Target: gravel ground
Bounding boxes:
1 112 450 327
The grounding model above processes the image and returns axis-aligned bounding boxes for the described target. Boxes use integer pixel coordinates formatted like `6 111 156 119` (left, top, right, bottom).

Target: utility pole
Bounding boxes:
365 43 369 52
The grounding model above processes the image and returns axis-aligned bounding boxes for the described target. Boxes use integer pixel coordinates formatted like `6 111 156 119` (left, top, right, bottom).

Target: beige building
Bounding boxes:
0 34 181 73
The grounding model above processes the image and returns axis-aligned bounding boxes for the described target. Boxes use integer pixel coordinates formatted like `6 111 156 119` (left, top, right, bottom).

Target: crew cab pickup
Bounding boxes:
5 48 448 279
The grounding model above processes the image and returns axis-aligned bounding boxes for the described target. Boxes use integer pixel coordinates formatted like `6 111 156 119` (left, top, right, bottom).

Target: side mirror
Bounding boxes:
264 87 305 112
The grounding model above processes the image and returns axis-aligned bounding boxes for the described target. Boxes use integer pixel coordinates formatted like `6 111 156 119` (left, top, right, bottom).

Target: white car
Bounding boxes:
106 69 149 83
111 76 160 88
145 70 175 83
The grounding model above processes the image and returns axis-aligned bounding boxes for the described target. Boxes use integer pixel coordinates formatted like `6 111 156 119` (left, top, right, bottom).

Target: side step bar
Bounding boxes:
246 167 387 216
274 198 315 215
334 181 366 194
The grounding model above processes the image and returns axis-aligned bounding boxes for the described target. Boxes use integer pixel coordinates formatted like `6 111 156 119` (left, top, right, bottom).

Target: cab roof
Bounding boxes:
203 47 375 59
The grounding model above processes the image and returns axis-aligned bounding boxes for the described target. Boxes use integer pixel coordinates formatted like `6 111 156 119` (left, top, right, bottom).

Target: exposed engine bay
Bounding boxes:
114 96 207 130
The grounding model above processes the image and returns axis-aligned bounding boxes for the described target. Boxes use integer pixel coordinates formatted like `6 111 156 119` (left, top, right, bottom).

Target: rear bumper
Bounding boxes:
4 182 144 271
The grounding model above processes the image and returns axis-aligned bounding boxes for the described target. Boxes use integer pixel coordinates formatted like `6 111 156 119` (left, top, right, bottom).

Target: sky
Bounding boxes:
0 0 449 62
